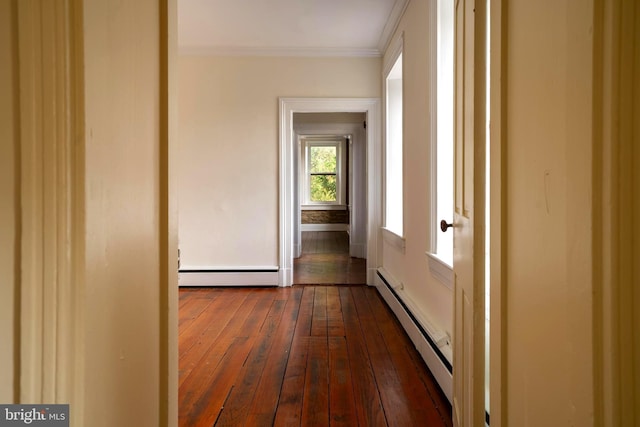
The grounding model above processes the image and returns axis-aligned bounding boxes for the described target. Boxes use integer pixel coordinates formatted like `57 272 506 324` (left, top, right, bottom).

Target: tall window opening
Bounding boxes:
385 46 404 237
435 0 454 265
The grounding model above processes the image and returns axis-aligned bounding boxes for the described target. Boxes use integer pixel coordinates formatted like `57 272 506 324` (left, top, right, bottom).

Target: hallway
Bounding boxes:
293 231 367 285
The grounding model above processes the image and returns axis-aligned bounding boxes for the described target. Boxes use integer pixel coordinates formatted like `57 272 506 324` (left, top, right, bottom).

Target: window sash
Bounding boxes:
302 138 344 206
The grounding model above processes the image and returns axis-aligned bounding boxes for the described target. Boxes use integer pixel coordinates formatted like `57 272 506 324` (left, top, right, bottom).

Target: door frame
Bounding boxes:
489 0 506 424
595 0 640 424
295 126 365 259
279 98 381 286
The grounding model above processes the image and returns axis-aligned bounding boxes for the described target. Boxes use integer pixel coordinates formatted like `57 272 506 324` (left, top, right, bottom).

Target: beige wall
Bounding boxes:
178 55 380 268
0 0 16 404
381 0 600 423
82 0 164 425
380 0 454 344
504 0 594 424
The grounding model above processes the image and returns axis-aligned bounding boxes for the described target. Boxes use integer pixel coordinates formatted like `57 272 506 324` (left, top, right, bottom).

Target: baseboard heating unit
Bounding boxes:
179 267 279 287
375 268 453 403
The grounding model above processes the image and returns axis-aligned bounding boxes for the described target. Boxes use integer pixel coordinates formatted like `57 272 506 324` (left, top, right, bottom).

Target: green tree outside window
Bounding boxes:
309 146 337 202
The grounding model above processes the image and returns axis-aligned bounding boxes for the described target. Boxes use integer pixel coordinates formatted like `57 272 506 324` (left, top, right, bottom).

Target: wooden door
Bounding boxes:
452 0 487 425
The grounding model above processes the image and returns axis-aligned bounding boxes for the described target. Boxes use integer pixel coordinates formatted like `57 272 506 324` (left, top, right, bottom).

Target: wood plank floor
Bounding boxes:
300 231 349 254
179 286 452 427
294 231 366 285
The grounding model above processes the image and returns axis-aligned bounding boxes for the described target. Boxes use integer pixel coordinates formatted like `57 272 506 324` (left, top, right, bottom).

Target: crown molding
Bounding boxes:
178 45 382 58
378 0 410 54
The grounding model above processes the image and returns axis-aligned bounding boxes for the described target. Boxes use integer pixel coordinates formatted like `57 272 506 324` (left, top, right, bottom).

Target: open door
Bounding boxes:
452 0 487 425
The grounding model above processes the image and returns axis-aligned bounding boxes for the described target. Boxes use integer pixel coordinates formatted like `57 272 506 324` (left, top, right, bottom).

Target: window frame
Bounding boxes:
426 0 454 289
383 34 404 239
433 0 455 267
300 136 346 209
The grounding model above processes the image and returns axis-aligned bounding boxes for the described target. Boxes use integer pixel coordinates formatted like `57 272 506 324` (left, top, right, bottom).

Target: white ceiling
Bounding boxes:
178 0 408 57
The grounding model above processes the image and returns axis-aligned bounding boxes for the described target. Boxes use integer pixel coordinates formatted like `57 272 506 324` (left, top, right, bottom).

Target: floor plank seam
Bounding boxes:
180 286 452 427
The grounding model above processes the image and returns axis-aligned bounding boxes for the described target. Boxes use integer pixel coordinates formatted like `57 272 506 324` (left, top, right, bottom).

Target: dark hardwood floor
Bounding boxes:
300 231 350 254
179 286 452 427
294 231 366 285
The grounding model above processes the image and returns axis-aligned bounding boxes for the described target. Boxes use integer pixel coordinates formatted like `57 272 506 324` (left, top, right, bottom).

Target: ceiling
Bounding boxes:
178 0 408 57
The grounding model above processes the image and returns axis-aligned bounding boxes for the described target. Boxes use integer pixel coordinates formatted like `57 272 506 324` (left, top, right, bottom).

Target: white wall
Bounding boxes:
0 0 16 403
178 56 380 269
82 0 166 424
380 0 454 348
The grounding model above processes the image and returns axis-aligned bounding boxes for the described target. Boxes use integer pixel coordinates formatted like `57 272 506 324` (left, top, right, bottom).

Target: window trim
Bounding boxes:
383 34 404 238
427 0 454 271
300 136 346 208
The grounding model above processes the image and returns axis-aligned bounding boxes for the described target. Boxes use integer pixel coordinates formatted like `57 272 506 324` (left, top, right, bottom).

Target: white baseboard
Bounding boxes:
375 268 453 403
179 267 279 287
301 223 349 232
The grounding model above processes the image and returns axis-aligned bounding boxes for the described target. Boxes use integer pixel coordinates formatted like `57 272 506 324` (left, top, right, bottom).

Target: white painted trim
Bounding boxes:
179 270 279 287
17 0 83 409
300 224 349 232
489 0 505 424
375 269 453 403
350 243 367 259
293 123 364 134
595 1 640 424
280 98 382 287
426 252 454 290
164 0 180 423
300 137 347 206
428 0 439 254
378 0 411 54
382 227 406 252
279 267 293 288
377 268 450 346
383 32 404 78
293 243 301 258
179 45 381 58
382 35 404 237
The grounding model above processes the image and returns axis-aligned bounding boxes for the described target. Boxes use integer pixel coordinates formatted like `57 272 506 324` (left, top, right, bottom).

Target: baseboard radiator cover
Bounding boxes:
375 268 453 403
179 267 279 287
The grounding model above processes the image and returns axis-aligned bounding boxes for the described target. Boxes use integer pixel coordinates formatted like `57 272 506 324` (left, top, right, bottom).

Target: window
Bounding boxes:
309 145 337 202
301 138 346 207
385 41 403 237
435 0 454 266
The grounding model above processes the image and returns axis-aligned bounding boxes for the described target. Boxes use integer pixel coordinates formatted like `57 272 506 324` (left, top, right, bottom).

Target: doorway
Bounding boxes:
292 113 367 284
278 98 382 287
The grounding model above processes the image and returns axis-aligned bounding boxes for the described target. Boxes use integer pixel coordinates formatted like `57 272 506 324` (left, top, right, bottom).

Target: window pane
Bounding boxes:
309 146 336 173
385 52 403 236
436 0 454 265
310 174 337 202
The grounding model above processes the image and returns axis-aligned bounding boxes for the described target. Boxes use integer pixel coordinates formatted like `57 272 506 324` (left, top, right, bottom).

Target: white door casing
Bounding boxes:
293 121 367 259
279 98 381 286
452 0 487 425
